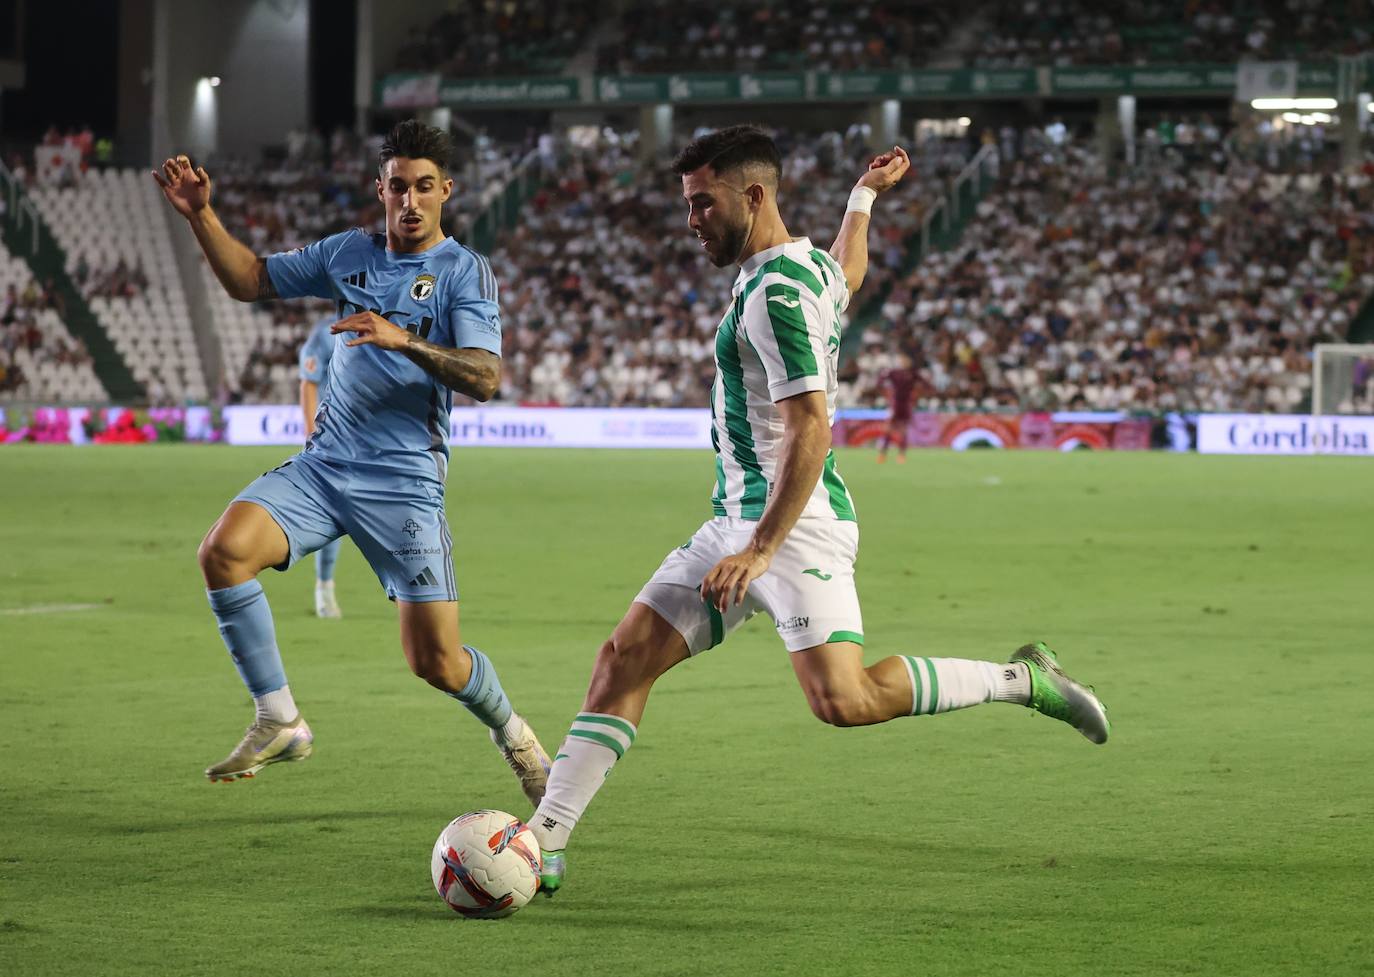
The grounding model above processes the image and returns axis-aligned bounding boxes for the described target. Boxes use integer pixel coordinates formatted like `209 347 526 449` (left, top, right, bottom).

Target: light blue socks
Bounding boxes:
447 645 514 731
207 579 287 697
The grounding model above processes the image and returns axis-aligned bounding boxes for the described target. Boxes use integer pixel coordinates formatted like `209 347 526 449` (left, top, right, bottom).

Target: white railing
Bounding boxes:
0 160 41 255
918 144 997 259
453 149 542 249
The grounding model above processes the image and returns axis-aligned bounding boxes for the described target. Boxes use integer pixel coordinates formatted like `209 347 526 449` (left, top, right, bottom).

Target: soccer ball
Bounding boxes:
430 810 542 918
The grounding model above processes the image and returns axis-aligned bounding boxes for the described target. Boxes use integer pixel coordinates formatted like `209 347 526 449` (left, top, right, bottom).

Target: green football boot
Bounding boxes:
539 849 565 897
205 714 313 781
1010 642 1110 745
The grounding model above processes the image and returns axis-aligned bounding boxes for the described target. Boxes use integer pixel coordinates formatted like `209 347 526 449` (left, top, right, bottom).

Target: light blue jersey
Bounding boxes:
267 230 501 483
298 316 336 390
298 317 343 587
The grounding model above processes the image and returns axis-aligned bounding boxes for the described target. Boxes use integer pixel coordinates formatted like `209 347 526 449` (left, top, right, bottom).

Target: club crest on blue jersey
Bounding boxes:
410 273 437 302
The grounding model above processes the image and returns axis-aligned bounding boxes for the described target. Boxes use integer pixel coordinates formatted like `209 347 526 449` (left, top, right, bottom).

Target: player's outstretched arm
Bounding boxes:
331 312 500 401
829 146 910 296
151 155 276 302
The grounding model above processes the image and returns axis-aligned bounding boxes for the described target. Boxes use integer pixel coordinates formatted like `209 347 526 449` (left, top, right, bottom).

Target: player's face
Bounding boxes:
682 166 754 268
377 157 453 252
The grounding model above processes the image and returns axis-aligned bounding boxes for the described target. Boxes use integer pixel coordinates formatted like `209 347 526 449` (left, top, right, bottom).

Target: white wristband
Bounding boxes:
846 186 877 216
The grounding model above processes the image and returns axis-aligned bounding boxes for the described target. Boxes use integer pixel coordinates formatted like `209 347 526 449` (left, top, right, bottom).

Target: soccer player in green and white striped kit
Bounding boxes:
530 126 1110 895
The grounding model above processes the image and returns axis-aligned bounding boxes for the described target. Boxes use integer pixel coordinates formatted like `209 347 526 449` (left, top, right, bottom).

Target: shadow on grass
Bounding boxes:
98 809 400 835
346 899 730 932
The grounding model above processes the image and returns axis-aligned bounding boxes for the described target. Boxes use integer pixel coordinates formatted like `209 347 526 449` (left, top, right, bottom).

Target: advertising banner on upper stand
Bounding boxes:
377 73 580 108
382 60 1347 109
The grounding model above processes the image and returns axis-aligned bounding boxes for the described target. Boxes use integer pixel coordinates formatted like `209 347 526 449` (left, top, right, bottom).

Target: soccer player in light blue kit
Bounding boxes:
153 121 551 799
298 316 344 619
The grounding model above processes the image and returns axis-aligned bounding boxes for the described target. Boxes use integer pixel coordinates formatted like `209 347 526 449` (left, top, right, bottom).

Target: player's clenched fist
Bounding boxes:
151 155 213 217
331 311 412 351
855 145 910 195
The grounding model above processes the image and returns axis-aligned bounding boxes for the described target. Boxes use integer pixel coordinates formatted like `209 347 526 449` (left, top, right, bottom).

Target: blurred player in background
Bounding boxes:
298 315 343 618
153 121 550 800
877 349 916 463
528 127 1109 895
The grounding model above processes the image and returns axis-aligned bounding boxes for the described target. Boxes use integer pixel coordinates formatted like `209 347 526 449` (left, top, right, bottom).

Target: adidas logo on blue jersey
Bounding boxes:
342 271 367 288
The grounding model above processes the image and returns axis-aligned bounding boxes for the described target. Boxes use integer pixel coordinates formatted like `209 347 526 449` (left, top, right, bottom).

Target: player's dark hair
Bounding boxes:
671 125 781 184
379 119 451 175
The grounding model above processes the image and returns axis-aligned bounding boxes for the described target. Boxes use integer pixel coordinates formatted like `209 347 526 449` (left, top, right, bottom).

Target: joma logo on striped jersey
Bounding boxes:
336 299 433 340
767 294 801 309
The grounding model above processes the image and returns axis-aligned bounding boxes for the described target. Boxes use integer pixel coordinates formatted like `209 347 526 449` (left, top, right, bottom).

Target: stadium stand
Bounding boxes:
200 119 1372 414
11 88 1368 416
0 238 105 402
391 0 598 76
387 0 1372 77
848 142 1373 412
596 1 957 74
964 0 1373 67
30 169 207 404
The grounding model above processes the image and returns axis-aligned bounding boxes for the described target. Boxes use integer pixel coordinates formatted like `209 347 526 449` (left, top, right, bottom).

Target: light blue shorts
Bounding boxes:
235 451 458 603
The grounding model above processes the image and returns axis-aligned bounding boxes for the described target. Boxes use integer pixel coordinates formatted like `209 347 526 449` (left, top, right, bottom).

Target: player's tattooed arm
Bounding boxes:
332 311 500 400
400 338 501 402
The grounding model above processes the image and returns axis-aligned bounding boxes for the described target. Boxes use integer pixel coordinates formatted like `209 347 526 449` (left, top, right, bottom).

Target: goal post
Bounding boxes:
1311 343 1374 417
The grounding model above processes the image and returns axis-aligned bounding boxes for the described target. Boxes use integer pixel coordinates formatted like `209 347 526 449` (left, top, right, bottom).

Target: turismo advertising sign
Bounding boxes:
222 406 714 450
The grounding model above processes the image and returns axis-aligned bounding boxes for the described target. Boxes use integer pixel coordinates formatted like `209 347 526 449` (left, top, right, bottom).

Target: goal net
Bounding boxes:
1311 344 1374 417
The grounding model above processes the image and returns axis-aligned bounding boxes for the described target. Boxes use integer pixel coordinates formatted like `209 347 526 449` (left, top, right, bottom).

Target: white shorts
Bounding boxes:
634 517 864 654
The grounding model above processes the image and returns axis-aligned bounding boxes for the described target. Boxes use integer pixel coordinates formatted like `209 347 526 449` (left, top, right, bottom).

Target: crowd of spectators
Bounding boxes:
73 256 148 300
387 0 1374 79
966 0 1373 67
0 280 92 395
209 129 384 261
596 1 955 75
391 0 596 76
847 137 1372 413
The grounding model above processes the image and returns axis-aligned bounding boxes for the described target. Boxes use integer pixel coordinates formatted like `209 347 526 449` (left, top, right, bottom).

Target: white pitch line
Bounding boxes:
0 603 104 616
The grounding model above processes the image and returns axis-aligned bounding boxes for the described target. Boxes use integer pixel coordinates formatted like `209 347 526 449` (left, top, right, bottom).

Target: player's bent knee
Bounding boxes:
403 644 468 693
198 526 251 581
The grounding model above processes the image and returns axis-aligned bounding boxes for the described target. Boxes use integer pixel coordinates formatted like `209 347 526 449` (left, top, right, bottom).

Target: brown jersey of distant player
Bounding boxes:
878 353 917 462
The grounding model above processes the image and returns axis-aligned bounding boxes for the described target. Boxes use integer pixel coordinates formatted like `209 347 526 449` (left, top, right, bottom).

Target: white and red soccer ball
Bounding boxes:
430 810 542 918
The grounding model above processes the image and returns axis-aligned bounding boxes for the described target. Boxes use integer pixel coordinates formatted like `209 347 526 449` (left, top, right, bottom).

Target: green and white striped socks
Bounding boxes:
530 712 637 852
899 656 1030 715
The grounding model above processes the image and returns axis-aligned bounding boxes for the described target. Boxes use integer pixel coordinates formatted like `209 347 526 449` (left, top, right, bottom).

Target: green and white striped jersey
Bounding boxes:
710 237 856 522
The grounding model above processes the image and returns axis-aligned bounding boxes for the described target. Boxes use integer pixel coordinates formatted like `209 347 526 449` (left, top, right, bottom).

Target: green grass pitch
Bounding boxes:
1 445 1369 977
